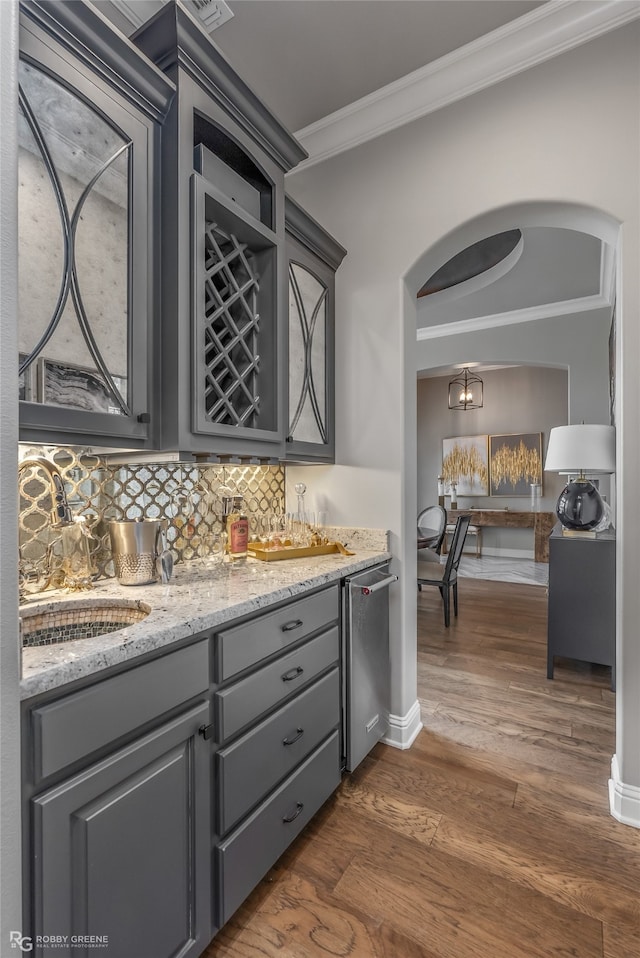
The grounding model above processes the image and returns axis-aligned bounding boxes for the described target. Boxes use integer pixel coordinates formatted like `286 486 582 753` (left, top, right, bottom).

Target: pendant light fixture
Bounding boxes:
448 367 483 410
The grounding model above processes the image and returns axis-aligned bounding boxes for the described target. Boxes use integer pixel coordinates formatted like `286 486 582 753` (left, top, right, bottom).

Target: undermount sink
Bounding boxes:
20 598 151 648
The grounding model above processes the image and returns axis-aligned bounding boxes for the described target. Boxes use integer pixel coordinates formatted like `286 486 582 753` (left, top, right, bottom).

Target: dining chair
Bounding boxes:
417 514 471 627
442 521 482 557
417 504 447 555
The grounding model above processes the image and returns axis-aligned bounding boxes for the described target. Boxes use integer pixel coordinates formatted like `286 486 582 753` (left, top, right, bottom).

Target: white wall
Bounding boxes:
287 22 640 809
416 307 613 425
1 0 23 938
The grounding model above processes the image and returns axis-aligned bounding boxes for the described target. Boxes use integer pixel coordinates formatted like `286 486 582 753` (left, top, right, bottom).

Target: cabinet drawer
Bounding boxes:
31 640 210 782
214 585 339 681
216 730 340 927
217 667 340 833
214 627 338 742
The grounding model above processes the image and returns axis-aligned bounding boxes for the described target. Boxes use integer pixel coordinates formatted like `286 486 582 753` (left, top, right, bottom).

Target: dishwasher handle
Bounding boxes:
357 573 398 596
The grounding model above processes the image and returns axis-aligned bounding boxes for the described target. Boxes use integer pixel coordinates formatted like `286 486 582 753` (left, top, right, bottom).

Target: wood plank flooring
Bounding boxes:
205 579 639 958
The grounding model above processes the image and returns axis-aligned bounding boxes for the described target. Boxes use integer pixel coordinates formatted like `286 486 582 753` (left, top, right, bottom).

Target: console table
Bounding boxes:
547 528 616 690
447 509 556 563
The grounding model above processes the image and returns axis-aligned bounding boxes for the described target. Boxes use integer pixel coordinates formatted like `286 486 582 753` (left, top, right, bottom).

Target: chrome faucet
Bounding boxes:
18 456 73 527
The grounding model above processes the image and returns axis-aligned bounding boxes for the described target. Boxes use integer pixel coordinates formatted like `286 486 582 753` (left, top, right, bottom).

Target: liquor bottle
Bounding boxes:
225 496 249 560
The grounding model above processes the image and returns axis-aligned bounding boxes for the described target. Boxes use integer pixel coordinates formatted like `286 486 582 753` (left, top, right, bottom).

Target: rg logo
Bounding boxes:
9 932 33 952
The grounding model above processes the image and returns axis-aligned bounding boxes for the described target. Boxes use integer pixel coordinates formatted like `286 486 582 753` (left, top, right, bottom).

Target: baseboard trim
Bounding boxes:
383 699 423 750
609 754 640 828
480 547 535 560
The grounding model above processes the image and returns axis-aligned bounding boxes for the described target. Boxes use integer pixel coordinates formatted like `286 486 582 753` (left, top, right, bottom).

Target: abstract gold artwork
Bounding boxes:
441 435 489 496
489 433 542 496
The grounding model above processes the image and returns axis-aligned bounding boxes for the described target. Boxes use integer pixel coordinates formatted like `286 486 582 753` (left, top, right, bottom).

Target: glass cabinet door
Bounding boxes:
288 258 329 448
285 227 343 462
17 2 170 448
284 199 345 463
18 59 131 418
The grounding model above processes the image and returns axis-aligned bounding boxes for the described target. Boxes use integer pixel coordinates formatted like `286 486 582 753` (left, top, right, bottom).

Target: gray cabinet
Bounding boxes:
214 628 339 741
217 668 340 833
217 731 341 926
285 197 347 463
18 1 174 449
23 641 212 958
547 528 616 690
22 581 346 955
133 3 307 459
32 704 210 958
211 583 341 928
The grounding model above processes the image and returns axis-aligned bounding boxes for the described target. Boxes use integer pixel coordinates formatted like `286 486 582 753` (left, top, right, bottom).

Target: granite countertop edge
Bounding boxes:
20 550 391 701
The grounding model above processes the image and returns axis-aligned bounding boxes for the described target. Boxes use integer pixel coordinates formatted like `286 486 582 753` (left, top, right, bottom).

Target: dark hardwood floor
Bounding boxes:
205 578 640 958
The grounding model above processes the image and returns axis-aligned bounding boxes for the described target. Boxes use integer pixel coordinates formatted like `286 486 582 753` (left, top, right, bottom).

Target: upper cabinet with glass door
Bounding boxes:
285 198 346 463
18 1 174 448
133 3 307 460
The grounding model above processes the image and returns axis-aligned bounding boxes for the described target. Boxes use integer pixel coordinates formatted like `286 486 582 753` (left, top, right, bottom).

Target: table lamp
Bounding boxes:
544 424 615 534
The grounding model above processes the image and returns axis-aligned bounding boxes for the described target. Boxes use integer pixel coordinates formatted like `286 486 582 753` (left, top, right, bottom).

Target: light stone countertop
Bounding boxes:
20 545 390 701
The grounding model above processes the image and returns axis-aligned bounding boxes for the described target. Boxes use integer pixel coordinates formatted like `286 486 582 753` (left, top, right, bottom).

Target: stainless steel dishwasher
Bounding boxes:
342 563 398 772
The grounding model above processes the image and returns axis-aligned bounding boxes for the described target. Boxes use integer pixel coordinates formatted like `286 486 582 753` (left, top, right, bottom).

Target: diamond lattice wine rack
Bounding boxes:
193 177 278 440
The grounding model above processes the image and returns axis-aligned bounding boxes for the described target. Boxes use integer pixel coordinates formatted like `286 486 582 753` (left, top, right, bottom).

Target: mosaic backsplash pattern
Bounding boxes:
19 445 285 594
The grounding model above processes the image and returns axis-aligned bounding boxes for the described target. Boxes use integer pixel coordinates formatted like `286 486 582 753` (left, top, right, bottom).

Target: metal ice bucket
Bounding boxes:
108 519 166 586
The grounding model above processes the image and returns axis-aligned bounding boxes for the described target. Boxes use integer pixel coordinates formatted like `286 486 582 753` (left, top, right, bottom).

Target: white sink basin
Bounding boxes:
20 598 151 648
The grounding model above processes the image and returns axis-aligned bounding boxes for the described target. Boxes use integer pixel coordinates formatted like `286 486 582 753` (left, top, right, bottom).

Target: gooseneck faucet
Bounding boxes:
19 457 75 600
18 456 73 527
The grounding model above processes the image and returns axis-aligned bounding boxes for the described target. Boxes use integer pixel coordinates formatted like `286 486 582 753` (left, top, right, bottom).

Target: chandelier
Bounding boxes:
448 367 483 410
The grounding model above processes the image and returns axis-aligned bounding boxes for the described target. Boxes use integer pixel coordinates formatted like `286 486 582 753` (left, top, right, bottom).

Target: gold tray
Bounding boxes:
247 541 355 562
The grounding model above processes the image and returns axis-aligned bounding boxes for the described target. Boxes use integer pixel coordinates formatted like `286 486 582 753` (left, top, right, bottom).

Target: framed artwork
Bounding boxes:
37 358 126 415
441 435 489 496
489 432 542 496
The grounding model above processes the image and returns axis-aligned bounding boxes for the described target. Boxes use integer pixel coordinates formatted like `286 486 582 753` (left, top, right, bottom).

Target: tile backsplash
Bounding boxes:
19 445 285 594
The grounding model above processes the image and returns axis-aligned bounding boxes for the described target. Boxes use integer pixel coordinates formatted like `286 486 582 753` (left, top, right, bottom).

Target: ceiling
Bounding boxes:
97 0 544 131
96 0 619 348
214 1 544 131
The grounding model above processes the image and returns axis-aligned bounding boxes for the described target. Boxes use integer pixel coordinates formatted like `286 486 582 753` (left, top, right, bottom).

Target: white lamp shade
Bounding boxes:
545 424 615 474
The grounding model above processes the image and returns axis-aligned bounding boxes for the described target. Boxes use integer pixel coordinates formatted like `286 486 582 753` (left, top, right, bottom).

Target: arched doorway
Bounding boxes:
401 200 632 820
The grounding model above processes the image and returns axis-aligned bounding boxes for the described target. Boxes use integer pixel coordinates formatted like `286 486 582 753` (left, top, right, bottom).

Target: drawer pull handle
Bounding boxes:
281 619 304 632
282 727 304 746
281 666 304 682
199 724 214 741
282 802 304 823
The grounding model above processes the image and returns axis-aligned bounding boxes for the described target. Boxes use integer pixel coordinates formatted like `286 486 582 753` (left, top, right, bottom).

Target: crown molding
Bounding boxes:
416 293 612 341
108 0 233 33
132 2 307 172
292 0 640 172
109 1 164 30
20 0 175 122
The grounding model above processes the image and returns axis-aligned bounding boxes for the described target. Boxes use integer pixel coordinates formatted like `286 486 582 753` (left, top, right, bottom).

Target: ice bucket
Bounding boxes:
108 518 166 586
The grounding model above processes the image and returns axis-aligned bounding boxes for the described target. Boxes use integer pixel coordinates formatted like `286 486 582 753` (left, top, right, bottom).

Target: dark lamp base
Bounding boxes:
555 479 603 531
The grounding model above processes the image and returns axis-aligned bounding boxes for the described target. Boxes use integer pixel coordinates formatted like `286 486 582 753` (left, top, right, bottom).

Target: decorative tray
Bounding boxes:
247 541 355 562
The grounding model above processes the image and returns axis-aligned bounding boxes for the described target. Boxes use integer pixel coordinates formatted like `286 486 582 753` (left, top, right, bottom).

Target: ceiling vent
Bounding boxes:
186 0 233 31
106 0 233 34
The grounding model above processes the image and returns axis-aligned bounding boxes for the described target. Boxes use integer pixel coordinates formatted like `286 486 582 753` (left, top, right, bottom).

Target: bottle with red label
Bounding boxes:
225 496 248 560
